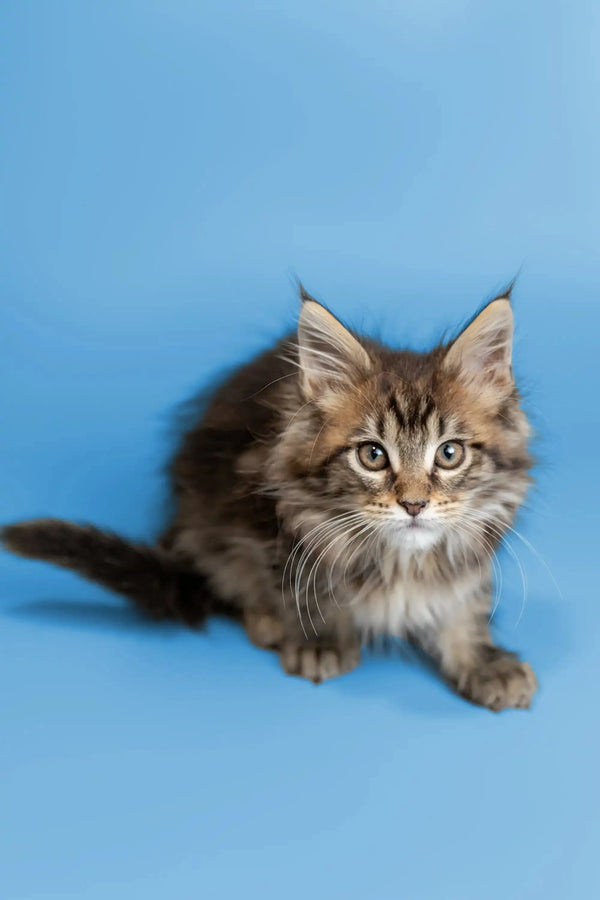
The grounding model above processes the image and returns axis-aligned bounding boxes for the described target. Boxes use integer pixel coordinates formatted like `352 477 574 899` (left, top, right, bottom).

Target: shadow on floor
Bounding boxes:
5 590 573 716
6 598 183 633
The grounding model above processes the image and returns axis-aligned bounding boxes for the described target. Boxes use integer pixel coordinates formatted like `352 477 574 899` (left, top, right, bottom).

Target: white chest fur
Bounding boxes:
350 566 483 640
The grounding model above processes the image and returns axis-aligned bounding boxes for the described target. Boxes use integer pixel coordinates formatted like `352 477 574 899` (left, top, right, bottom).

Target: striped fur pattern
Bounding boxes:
2 287 537 710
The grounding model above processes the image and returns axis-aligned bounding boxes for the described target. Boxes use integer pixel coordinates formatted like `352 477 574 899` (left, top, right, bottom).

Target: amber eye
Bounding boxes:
434 440 465 470
357 442 389 471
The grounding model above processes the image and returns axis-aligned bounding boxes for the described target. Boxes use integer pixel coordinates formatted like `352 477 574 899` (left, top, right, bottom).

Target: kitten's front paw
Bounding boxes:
280 641 360 684
459 655 538 712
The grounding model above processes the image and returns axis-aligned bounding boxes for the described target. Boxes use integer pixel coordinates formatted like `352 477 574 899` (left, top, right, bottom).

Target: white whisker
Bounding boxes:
283 511 365 634
456 509 529 628
303 517 368 625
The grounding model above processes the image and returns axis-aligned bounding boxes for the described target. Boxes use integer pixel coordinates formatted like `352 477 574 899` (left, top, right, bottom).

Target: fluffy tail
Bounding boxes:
1 518 214 627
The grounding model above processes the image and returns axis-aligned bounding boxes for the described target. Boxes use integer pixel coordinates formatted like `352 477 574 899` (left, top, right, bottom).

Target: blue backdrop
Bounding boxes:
2 2 598 898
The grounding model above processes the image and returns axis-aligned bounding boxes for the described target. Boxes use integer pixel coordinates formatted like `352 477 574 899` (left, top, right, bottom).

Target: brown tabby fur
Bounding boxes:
2 287 538 711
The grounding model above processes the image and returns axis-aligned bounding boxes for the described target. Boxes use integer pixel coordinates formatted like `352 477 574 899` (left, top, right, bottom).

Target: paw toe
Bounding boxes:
462 657 538 711
279 643 359 683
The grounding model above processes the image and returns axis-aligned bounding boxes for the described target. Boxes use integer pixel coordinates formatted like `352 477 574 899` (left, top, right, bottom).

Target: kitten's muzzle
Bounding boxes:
398 499 428 518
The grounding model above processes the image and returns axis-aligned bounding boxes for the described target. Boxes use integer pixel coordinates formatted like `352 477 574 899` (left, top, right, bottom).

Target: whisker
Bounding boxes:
302 518 367 626
507 524 565 605
282 510 362 637
449 516 503 622
455 510 529 627
341 521 380 589
340 522 388 610
308 420 328 465
471 510 565 620
242 371 297 400
290 514 365 601
285 512 365 634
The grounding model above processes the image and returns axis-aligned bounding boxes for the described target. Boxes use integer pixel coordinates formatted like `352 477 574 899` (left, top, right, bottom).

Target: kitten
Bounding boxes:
2 286 537 711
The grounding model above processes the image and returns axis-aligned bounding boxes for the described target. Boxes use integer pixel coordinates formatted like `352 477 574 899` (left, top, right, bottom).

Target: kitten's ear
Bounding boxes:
443 294 514 391
297 293 371 399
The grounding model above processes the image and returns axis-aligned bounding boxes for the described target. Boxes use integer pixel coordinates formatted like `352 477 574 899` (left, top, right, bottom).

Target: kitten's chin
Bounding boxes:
387 522 442 553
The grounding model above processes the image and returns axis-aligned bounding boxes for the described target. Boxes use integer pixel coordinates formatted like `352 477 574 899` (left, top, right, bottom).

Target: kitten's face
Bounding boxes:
306 369 530 555
285 293 531 559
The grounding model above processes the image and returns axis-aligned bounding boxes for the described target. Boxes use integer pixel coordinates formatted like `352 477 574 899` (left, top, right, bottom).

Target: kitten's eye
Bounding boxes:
434 440 465 470
357 442 389 471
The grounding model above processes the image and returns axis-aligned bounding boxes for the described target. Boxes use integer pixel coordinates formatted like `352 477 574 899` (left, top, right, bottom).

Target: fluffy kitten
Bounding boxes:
2 287 538 711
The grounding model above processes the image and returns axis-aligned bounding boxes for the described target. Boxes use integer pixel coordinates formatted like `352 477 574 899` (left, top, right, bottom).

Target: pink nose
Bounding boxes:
399 499 428 517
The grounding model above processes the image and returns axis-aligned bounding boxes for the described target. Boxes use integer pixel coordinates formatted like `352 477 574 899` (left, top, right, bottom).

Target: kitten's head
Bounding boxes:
277 288 532 559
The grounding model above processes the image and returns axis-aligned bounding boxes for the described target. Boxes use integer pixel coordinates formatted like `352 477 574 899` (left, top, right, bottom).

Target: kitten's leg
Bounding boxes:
172 526 286 649
419 600 538 711
279 634 361 684
245 603 360 683
277 607 361 684
455 645 537 711
172 527 360 683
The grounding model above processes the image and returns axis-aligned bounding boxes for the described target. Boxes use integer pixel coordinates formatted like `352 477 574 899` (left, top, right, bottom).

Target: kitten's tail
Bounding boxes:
1 518 214 626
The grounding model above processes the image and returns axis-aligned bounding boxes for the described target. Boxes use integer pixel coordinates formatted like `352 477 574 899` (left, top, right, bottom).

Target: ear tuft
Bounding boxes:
297 300 371 399
298 282 315 304
496 278 516 303
443 297 514 390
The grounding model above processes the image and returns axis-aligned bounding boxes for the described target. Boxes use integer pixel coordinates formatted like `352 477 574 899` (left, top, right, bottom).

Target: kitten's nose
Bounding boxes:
399 499 428 517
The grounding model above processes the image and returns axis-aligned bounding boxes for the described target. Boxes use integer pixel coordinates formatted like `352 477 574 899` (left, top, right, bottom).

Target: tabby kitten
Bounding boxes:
2 287 537 711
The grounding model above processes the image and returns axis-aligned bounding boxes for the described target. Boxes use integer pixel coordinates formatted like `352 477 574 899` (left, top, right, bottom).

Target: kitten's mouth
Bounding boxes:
390 516 434 531
404 516 434 531
386 516 442 551
384 514 440 537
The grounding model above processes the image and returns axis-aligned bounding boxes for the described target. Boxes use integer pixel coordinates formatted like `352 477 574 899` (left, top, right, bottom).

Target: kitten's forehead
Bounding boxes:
360 380 463 447
315 357 512 466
